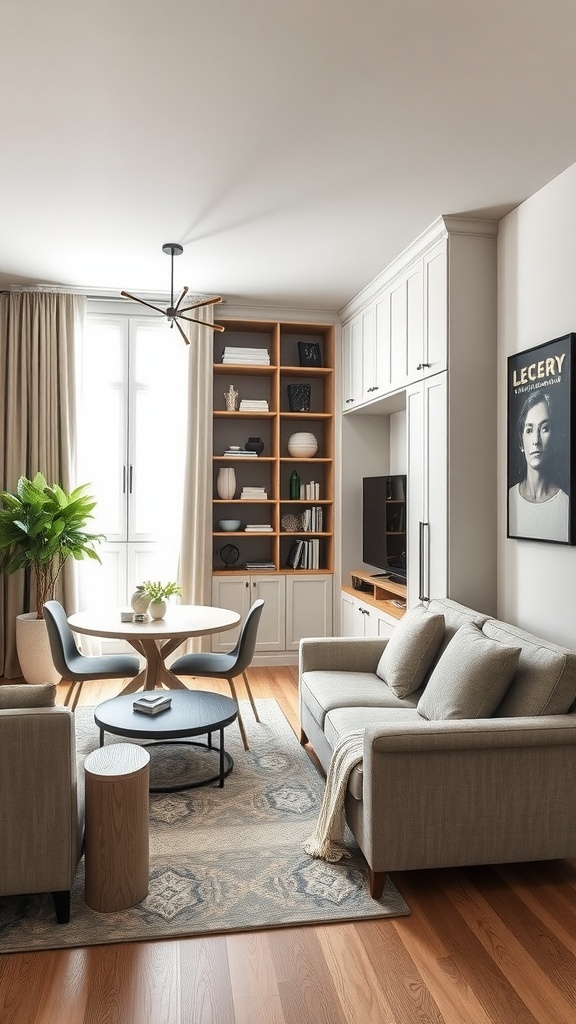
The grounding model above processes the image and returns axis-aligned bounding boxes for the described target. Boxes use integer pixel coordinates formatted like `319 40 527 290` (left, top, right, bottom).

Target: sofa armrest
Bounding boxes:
0 706 82 897
299 636 389 675
354 713 576 874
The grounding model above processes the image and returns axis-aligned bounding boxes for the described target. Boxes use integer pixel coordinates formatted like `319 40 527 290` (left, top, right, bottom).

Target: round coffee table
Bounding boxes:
94 690 239 792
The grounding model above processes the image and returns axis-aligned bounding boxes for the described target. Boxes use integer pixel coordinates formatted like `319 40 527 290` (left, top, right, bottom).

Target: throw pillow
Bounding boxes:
417 623 521 721
483 619 576 716
0 683 57 709
376 605 445 697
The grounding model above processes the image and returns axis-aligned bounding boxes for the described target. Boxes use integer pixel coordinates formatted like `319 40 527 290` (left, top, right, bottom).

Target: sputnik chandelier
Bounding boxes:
121 242 225 344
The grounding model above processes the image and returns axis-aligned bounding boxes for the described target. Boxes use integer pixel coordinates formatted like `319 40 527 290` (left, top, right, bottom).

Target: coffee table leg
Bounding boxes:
219 727 225 787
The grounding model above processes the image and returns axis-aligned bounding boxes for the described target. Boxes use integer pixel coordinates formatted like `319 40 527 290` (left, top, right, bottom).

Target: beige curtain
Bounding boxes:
177 305 214 652
0 291 85 677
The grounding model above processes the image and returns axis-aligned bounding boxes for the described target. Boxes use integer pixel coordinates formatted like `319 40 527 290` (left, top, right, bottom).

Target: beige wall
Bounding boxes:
498 160 576 647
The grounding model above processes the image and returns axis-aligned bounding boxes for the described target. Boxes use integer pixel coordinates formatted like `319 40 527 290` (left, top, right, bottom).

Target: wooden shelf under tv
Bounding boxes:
343 569 407 621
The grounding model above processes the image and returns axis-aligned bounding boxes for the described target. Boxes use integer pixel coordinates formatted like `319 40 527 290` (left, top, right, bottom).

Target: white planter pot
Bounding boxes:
149 599 167 620
15 612 61 685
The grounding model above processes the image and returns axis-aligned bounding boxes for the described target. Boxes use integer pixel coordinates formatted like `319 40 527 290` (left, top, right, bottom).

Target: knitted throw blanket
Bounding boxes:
304 730 364 862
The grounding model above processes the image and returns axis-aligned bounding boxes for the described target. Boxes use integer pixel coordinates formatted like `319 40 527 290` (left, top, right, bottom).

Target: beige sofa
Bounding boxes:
299 598 576 898
0 683 84 923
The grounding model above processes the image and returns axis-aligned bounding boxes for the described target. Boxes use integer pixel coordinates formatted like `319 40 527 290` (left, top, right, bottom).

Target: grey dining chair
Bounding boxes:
43 601 141 711
170 599 264 750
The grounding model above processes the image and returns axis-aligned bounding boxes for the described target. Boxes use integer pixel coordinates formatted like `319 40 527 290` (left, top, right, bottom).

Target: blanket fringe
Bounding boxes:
304 730 364 863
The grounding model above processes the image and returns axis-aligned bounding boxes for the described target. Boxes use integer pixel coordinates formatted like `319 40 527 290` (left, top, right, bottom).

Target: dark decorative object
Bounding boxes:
287 383 311 412
216 544 240 568
507 333 576 544
245 436 265 455
298 341 322 367
289 470 301 499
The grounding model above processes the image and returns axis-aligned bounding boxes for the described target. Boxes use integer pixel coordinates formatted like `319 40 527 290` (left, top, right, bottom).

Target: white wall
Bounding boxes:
498 160 576 647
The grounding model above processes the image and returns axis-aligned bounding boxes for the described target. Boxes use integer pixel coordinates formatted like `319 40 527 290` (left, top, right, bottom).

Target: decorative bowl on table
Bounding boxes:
287 432 318 457
218 519 241 531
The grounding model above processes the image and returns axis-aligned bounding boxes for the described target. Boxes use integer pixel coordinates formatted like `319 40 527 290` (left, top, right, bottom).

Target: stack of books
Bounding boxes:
241 486 268 500
301 506 323 532
245 524 273 532
239 399 269 412
300 480 320 499
286 538 320 569
222 347 270 365
133 693 172 715
245 560 276 571
222 448 257 457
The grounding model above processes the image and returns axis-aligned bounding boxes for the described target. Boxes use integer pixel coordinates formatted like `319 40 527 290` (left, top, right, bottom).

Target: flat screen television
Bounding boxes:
362 474 407 580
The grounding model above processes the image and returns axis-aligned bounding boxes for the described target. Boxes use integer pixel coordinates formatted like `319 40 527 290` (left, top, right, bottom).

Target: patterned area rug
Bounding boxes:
0 699 409 953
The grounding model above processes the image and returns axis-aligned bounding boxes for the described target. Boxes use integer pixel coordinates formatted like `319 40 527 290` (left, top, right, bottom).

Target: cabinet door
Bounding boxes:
389 276 408 386
365 608 396 638
249 575 286 651
342 314 362 412
374 289 392 397
211 575 250 651
340 592 365 636
406 375 448 607
360 304 377 402
423 241 447 374
286 575 333 650
406 262 424 382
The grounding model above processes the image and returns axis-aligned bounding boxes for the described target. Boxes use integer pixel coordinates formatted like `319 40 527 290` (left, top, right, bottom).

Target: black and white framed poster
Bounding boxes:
507 333 576 544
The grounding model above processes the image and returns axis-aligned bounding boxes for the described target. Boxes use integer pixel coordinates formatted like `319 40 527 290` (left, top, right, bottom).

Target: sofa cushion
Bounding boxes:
324 706 421 800
375 605 445 697
483 619 576 716
417 623 520 721
0 683 57 709
427 597 490 656
301 671 421 729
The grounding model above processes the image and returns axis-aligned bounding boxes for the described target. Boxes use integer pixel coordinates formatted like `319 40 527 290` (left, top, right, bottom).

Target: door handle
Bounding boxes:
419 521 430 602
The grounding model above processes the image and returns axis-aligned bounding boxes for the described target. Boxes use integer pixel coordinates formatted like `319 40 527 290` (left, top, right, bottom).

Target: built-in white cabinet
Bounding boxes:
212 573 333 658
339 216 499 618
341 592 396 638
211 575 286 653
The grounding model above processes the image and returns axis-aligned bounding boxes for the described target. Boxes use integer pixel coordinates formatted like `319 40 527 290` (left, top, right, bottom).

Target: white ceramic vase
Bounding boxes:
149 599 167 620
16 612 61 685
217 467 236 500
287 432 318 457
131 589 150 614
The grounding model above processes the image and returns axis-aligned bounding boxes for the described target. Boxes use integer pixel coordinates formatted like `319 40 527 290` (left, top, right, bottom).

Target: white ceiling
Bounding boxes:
2 0 576 312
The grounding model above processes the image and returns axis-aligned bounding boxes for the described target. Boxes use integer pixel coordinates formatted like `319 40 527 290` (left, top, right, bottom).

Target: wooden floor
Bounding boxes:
1 666 575 1024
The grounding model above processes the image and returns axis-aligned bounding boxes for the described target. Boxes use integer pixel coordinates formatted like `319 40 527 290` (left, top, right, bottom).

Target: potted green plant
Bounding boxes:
0 472 104 682
140 580 183 620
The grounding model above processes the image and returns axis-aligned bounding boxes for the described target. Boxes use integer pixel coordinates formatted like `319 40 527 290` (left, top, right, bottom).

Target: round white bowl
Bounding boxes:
287 432 318 457
219 519 241 531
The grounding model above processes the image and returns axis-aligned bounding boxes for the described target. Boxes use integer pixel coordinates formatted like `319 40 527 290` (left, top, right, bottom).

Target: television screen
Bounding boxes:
362 475 406 578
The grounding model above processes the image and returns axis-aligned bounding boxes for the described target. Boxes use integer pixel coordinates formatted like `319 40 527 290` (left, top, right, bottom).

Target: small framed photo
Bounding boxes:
507 333 576 544
298 341 322 367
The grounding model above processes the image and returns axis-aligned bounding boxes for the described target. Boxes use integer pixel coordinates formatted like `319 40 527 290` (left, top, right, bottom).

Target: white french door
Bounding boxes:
76 311 189 619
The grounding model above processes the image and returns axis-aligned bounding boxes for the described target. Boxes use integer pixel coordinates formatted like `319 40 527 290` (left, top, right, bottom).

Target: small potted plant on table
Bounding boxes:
140 580 183 620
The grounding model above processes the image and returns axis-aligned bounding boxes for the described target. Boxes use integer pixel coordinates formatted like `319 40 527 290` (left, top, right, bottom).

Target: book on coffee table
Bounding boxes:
133 694 172 715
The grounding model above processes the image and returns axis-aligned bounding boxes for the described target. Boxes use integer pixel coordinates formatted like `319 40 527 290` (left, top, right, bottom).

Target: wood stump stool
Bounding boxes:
84 742 150 913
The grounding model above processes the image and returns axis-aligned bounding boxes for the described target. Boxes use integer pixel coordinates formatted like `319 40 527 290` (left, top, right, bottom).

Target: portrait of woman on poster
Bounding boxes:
508 390 569 542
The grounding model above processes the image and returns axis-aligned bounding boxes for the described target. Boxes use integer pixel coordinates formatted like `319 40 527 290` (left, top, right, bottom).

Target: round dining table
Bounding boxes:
68 604 241 694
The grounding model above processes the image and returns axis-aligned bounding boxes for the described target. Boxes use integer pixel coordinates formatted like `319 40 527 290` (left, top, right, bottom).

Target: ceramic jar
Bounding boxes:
149 599 166 620
287 432 318 457
217 467 236 499
245 436 264 455
131 588 150 614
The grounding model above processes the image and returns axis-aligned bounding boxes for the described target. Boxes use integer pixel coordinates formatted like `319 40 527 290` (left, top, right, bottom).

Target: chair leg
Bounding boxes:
63 681 77 708
70 680 84 712
242 670 260 722
227 677 249 750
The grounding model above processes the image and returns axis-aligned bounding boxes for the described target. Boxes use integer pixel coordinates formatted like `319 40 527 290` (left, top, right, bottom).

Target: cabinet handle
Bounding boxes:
245 581 249 588
129 465 133 493
419 521 430 602
122 466 126 494
416 363 431 371
345 397 355 404
367 385 379 393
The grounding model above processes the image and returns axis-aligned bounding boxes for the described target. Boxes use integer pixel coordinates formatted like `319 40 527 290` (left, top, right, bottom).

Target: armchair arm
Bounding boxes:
0 707 82 898
299 636 389 675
